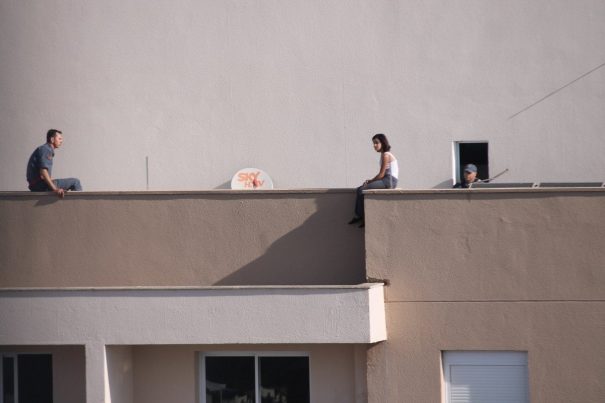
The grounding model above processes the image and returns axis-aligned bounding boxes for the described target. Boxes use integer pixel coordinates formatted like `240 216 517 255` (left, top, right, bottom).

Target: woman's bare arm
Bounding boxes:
365 153 389 184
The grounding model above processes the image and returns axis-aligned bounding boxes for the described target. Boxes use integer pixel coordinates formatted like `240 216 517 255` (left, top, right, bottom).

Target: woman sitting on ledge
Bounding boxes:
348 133 399 228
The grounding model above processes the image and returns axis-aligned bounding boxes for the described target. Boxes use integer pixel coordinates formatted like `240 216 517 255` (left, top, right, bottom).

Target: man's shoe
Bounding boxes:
348 217 362 225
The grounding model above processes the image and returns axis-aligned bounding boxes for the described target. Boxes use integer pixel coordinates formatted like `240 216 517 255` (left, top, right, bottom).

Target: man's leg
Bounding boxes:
29 181 51 192
54 178 82 191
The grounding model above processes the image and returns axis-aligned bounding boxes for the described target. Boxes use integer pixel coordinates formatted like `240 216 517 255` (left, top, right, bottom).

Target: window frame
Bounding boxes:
452 141 489 185
1 352 53 403
1 353 18 403
442 351 529 403
199 351 311 403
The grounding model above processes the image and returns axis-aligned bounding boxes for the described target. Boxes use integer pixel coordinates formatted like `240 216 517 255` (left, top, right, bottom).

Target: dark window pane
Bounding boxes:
3 357 15 403
260 357 309 403
17 354 53 403
459 142 489 181
205 356 255 403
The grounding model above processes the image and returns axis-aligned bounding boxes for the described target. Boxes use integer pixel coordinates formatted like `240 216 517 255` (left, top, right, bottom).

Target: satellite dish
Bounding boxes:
231 168 274 189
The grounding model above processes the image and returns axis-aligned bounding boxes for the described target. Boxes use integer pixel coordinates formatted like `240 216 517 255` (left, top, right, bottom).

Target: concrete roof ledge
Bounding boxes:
0 188 355 197
0 282 384 292
0 283 386 345
364 187 605 195
3 186 603 198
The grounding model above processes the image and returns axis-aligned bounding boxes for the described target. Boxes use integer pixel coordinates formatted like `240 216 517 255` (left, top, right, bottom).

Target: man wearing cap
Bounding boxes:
26 129 82 198
453 164 480 188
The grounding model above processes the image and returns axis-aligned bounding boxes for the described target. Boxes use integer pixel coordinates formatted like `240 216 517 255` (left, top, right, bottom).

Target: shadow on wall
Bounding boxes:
433 179 453 189
215 192 366 286
214 180 231 189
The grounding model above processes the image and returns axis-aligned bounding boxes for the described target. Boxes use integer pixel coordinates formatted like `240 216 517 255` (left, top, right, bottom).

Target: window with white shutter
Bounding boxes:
443 351 529 403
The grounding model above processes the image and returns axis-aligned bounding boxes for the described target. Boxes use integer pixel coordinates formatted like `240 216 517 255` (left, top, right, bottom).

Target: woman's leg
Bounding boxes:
357 180 388 218
365 180 389 190
354 185 365 218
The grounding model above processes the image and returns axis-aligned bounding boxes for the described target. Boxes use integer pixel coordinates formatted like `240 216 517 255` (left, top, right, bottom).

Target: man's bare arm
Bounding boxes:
40 168 64 198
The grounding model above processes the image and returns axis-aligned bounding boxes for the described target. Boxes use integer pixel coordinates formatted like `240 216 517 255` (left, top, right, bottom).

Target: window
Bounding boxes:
443 351 528 403
201 352 310 403
453 142 489 184
1 354 53 403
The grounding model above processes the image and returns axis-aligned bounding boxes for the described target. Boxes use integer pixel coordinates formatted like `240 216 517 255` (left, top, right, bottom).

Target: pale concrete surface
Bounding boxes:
0 285 385 344
0 284 381 402
1 1 604 191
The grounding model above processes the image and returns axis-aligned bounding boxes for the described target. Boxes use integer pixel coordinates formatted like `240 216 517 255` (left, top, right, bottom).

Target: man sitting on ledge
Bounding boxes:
26 129 82 198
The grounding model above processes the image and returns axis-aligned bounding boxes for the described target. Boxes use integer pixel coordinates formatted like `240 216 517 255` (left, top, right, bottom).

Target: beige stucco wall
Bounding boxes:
0 345 85 403
0 190 364 287
365 189 605 403
3 189 604 402
365 189 605 300
1 1 604 191
369 301 605 403
129 344 363 403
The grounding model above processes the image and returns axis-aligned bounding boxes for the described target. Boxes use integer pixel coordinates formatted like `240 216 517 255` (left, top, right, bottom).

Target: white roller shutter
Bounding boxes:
443 351 529 403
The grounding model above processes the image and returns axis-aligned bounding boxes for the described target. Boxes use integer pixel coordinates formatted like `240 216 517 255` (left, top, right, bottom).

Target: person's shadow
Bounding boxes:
215 192 366 285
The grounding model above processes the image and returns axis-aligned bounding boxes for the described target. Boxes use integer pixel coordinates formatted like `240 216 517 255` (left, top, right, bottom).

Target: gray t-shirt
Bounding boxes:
26 143 54 185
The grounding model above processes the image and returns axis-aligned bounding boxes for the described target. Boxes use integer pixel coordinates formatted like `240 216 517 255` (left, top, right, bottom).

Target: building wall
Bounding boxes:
2 189 605 402
130 344 361 403
1 1 604 191
365 189 605 402
365 190 605 300
369 301 605 403
0 190 364 287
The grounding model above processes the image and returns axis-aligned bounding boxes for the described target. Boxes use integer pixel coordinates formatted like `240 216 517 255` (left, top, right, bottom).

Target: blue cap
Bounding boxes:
463 164 477 173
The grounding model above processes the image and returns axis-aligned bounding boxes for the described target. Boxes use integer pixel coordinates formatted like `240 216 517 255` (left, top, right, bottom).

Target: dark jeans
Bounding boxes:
354 175 397 219
29 178 82 192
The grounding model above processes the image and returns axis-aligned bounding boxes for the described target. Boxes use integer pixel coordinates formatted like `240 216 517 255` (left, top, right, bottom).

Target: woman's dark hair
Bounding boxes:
46 129 62 143
372 133 391 152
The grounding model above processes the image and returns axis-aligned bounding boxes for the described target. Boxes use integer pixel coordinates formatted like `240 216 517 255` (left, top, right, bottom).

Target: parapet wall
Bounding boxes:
364 188 605 301
0 190 365 287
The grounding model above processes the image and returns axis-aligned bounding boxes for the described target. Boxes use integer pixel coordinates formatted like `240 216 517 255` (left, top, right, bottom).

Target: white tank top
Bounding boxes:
383 152 399 179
